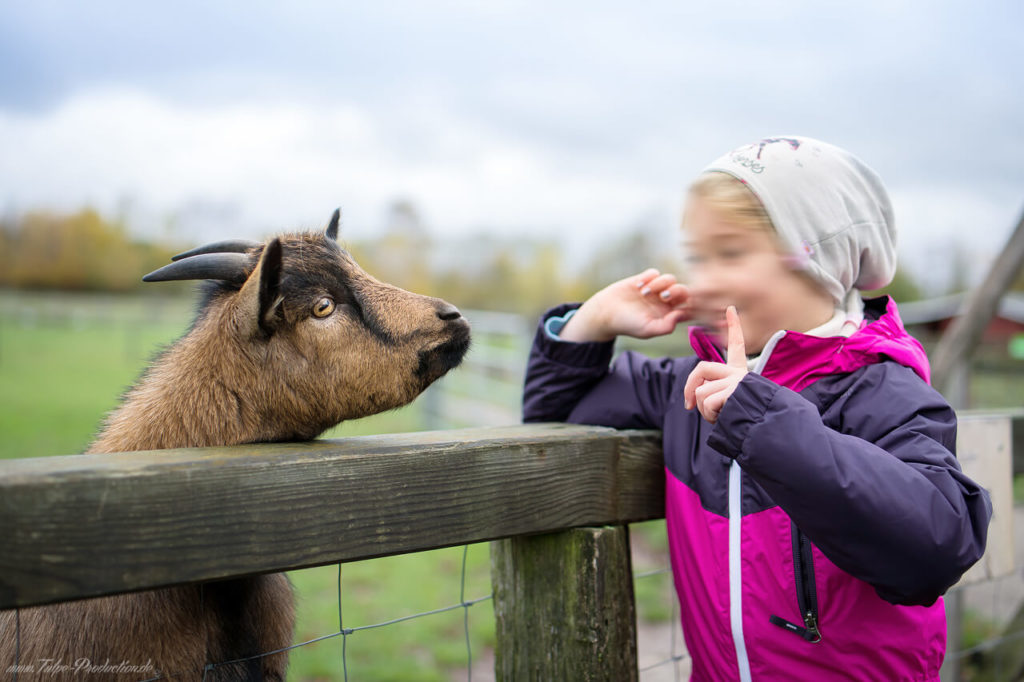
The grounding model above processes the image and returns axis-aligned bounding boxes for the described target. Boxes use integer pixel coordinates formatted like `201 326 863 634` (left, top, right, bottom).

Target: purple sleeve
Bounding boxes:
709 366 992 606
522 304 693 429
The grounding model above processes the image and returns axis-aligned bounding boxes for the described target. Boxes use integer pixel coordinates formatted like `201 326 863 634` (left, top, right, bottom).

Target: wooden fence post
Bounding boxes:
931 205 1024 395
491 525 638 682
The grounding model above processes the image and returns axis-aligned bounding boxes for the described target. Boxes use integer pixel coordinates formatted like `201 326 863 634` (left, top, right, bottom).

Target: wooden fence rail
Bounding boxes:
0 424 664 610
0 416 1018 680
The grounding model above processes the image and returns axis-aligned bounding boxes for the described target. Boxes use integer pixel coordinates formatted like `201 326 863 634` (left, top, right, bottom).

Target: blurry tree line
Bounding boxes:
0 209 182 293
1 202 933 315
344 201 686 318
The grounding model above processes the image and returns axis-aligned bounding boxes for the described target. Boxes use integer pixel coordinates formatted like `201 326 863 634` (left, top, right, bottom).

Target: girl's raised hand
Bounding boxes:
683 306 749 423
558 269 690 342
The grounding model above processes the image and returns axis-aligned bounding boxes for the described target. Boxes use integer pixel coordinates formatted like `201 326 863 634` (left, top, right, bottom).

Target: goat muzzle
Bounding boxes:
416 314 470 385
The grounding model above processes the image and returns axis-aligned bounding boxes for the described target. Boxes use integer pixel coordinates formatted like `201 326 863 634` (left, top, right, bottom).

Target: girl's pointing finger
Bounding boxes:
725 305 747 369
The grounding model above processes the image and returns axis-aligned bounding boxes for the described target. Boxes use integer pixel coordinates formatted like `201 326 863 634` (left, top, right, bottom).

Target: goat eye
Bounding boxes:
312 297 335 318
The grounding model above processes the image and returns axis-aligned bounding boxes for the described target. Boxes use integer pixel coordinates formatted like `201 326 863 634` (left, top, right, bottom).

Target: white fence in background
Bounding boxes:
421 309 533 430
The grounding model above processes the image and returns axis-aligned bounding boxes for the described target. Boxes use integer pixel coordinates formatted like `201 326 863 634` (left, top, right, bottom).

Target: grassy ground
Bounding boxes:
0 290 674 681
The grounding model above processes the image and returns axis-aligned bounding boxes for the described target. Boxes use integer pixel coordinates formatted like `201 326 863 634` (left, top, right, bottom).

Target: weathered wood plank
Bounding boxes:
955 413 1016 587
944 412 1015 682
962 408 1024 476
491 526 638 682
0 424 664 609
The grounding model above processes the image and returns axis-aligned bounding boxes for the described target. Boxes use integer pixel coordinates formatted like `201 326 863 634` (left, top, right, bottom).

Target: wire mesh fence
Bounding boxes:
9 554 1023 681
5 545 685 682
942 528 1024 681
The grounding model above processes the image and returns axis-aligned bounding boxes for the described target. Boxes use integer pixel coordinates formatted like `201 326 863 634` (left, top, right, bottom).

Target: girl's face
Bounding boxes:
684 197 834 354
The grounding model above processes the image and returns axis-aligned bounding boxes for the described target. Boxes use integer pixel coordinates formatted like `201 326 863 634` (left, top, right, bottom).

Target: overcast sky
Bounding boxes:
1 1 1021 290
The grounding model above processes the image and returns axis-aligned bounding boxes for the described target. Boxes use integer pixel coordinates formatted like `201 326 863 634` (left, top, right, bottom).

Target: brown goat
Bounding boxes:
0 211 471 681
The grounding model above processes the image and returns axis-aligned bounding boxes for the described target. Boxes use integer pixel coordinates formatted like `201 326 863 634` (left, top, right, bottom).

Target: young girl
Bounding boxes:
523 136 992 681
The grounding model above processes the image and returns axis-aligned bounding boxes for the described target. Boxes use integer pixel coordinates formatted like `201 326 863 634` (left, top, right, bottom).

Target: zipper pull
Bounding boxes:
802 610 822 643
769 614 822 643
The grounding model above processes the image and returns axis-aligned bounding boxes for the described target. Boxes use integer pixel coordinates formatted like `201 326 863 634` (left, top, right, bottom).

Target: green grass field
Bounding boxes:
0 290 674 681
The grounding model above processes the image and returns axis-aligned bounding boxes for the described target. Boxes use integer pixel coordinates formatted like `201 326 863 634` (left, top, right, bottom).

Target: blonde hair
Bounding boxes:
685 172 774 232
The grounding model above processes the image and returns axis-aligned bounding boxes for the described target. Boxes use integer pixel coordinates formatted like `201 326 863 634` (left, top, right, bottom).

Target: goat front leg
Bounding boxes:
202 574 295 682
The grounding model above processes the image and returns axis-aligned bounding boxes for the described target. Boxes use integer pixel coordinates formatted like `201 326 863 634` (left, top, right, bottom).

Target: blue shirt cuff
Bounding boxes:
544 309 578 341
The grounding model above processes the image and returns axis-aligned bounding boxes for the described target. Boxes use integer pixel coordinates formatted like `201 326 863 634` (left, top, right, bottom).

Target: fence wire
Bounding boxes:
634 566 688 682
943 566 1024 681
7 544 683 682
122 544 489 681
17 542 1023 681
635 583 687 681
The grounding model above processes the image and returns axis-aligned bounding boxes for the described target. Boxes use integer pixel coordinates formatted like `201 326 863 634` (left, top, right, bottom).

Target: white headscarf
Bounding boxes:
701 136 897 307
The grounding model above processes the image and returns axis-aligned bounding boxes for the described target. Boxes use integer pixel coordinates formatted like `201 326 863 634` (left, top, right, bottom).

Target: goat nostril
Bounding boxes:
436 303 462 321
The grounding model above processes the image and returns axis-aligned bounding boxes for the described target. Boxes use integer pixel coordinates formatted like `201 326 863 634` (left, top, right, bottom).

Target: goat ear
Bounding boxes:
237 238 284 337
257 238 284 334
326 208 340 241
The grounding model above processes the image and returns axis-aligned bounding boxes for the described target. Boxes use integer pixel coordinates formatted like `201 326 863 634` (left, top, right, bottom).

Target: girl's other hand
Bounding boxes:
683 306 748 423
559 268 691 342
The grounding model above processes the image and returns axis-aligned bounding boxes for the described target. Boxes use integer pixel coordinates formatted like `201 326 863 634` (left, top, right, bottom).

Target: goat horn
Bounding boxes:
143 253 252 283
171 239 262 261
325 209 341 241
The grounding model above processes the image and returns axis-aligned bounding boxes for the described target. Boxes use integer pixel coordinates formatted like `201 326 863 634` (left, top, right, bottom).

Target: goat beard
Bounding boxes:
415 335 471 388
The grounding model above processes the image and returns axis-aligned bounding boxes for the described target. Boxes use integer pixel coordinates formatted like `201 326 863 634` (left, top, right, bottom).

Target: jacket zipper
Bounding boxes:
770 524 822 643
728 461 754 681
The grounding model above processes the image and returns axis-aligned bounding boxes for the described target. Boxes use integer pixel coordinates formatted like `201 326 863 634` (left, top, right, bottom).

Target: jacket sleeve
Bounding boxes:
707 364 992 606
522 304 691 429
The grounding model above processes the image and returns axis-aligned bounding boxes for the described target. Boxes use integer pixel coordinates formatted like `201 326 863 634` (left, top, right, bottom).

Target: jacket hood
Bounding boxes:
688 296 930 392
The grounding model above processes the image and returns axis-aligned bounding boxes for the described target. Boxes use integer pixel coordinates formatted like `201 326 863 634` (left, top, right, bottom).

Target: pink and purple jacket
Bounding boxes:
522 297 991 681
